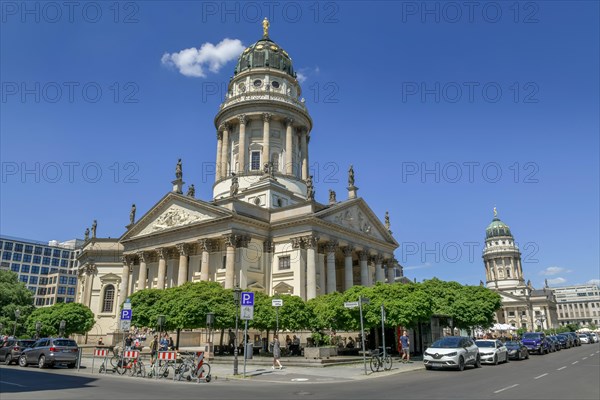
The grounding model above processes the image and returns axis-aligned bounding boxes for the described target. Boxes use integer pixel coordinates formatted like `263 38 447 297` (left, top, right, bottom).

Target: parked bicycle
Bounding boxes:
175 352 211 383
370 348 392 372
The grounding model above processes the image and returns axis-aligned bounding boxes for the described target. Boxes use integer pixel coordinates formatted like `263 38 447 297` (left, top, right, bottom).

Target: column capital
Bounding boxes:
121 255 134 266
372 254 384 264
84 263 97 275
238 234 251 248
285 117 294 127
219 122 231 132
156 247 167 260
216 130 222 140
342 246 354 257
176 243 190 256
197 238 212 252
238 114 248 125
303 235 319 249
291 237 304 249
137 251 147 263
357 250 369 262
262 112 272 122
224 234 237 248
263 240 274 253
325 240 338 253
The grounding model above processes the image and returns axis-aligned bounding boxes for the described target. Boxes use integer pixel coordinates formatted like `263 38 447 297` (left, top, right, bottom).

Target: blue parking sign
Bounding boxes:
241 292 254 306
120 309 132 320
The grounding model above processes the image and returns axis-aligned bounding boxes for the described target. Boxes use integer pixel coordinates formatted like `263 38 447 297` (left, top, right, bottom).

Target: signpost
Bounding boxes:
359 297 369 375
272 298 283 333
241 292 254 378
381 304 386 360
344 301 359 308
121 299 132 365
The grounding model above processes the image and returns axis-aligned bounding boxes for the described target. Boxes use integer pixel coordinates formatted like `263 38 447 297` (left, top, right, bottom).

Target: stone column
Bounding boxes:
120 256 131 304
137 252 147 291
221 123 230 177
83 264 96 307
215 131 223 181
224 235 236 289
325 241 337 293
305 236 319 300
343 246 354 290
300 129 308 180
198 239 211 282
176 243 189 286
358 251 369 286
157 248 167 290
262 113 271 167
238 115 247 173
285 118 294 175
387 261 396 284
374 255 385 283
317 251 326 295
263 240 274 295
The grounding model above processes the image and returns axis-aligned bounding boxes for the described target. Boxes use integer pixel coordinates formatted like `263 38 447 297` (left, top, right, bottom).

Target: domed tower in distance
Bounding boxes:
482 208 524 289
212 18 312 208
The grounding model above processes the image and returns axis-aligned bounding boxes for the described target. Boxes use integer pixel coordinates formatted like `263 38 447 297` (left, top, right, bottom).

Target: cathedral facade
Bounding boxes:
483 210 558 330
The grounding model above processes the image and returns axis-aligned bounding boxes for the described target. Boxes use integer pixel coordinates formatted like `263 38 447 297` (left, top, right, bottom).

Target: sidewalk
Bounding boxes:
77 354 423 384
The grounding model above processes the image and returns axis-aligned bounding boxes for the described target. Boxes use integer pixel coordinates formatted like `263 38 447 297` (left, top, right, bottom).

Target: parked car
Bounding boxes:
504 341 529 360
589 332 599 343
423 336 481 371
475 339 509 365
521 332 550 355
556 334 573 349
18 338 79 368
0 339 36 365
578 334 590 344
547 336 561 352
565 332 581 346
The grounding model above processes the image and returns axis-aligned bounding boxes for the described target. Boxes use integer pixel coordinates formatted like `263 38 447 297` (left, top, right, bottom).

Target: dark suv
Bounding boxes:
0 339 36 365
521 332 550 355
18 338 79 368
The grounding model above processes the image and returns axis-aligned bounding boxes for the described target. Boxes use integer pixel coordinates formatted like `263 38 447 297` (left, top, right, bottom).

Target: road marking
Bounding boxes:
591 354 595 357
0 381 26 388
291 378 309 382
572 361 578 365
494 384 519 394
534 373 548 380
583 357 588 360
557 366 567 370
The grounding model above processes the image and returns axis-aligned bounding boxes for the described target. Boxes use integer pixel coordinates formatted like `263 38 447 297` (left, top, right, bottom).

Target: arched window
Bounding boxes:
102 285 115 313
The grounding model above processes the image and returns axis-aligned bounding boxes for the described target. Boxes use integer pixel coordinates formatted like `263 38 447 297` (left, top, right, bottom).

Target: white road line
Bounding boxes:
557 366 567 370
583 357 588 360
572 361 578 365
534 373 548 380
0 381 26 388
592 354 596 356
494 384 519 394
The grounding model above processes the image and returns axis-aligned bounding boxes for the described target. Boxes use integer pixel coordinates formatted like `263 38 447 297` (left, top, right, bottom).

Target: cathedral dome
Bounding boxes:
233 20 296 79
486 216 513 239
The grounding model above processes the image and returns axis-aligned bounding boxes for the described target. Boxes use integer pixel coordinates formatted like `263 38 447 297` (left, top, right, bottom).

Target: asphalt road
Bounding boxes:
1 343 598 399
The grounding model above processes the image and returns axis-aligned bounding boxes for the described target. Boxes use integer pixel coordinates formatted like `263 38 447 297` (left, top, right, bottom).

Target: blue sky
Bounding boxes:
1 1 598 288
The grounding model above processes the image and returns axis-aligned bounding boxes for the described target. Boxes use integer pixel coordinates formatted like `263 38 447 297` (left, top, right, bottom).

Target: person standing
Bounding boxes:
150 334 158 362
400 331 411 363
272 335 283 370
125 334 133 350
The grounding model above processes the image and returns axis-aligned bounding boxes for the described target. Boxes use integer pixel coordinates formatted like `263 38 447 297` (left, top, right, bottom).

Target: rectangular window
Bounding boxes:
24 245 33 254
34 247 42 255
62 250 70 259
11 264 20 272
69 277 77 285
508 311 515 317
15 243 23 252
60 260 68 267
44 248 52 256
67 287 75 296
4 242 13 251
40 277 48 285
2 252 12 260
59 276 68 285
29 276 38 284
21 265 30 273
36 298 44 306
23 254 32 262
31 265 40 274
33 255 41 264
20 275 28 283
51 258 59 266
66 297 74 303
42 257 50 265
53 249 61 258
41 267 49 275
12 253 22 261
251 151 261 170
56 297 65 303
58 286 66 295
50 268 58 274
278 256 291 270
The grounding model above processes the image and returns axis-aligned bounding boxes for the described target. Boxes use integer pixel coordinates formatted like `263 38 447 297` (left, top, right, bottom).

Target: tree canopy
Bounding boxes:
0 270 34 336
24 302 95 337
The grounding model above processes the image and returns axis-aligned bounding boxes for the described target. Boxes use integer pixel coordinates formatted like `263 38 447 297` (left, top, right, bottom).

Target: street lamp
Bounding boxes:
35 321 42 339
13 309 21 337
233 286 242 375
157 315 166 334
59 320 66 337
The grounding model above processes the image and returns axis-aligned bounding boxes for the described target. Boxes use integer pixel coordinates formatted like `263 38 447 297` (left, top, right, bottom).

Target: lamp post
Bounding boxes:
206 312 215 358
35 321 42 340
13 309 21 337
233 286 242 375
157 315 166 335
59 320 66 337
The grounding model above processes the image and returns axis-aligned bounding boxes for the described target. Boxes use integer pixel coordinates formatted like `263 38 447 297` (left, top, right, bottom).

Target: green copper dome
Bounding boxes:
486 217 513 239
234 33 295 78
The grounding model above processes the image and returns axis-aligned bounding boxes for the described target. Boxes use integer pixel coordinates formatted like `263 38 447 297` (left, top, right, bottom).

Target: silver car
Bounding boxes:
424 336 481 371
18 338 79 368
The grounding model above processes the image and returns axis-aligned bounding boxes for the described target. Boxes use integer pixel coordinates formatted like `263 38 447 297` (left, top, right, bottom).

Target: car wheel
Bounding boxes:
18 355 28 367
475 355 481 368
493 354 498 365
525 351 529 360
457 356 465 371
4 355 12 365
504 354 509 363
67 363 76 369
425 365 432 370
38 355 46 369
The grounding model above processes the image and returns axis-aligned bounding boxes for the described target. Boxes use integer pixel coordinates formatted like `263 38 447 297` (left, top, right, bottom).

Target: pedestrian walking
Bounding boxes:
125 334 133 350
400 331 411 363
150 334 158 361
271 335 283 370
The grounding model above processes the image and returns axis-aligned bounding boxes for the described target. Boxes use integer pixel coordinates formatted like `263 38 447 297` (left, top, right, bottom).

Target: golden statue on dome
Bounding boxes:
493 206 497 218
262 17 270 38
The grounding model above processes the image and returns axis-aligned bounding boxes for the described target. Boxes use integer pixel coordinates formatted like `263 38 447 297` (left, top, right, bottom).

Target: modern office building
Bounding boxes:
0 235 83 306
551 284 600 327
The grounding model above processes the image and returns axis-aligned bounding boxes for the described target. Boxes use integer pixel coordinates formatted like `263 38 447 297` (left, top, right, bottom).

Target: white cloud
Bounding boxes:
587 279 600 286
296 72 307 83
539 266 571 276
547 277 567 285
404 262 432 271
161 38 244 78
295 66 320 83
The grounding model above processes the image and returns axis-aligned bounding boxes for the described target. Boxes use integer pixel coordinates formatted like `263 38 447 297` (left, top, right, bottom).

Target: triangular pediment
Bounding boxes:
121 193 232 241
315 199 397 245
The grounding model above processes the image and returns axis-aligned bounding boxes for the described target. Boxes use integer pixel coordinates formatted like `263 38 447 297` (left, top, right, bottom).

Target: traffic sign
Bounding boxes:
241 305 254 320
272 299 283 307
120 309 132 320
241 292 254 306
123 299 132 310
120 320 131 331
344 301 359 308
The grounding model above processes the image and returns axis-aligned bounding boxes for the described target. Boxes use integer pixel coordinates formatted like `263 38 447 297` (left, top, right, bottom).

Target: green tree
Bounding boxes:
451 285 502 330
129 288 164 329
0 270 34 336
24 303 95 337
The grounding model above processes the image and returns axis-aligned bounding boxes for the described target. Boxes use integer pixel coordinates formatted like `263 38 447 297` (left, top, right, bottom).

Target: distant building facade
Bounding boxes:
0 235 82 306
482 211 558 330
551 284 600 327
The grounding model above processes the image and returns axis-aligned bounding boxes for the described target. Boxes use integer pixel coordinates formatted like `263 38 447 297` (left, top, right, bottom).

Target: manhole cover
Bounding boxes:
291 378 309 382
